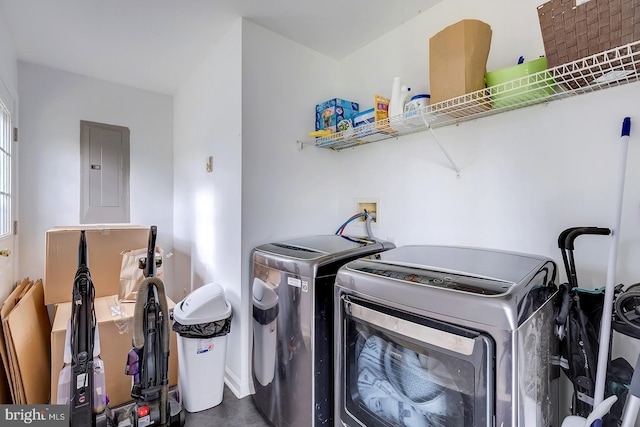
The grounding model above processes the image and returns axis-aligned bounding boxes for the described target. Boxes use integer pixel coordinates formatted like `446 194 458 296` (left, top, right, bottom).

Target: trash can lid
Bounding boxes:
252 278 278 311
173 282 232 325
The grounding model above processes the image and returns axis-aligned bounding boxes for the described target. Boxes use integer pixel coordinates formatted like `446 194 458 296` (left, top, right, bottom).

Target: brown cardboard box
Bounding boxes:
44 226 150 305
0 278 31 404
429 19 493 105
51 295 178 407
1 278 50 404
5 280 51 404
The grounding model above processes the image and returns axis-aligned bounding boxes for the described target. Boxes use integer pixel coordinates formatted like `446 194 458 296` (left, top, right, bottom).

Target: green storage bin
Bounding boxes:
484 57 556 109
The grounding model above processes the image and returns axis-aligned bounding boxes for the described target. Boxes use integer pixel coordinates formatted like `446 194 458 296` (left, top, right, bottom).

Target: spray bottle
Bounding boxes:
389 77 412 118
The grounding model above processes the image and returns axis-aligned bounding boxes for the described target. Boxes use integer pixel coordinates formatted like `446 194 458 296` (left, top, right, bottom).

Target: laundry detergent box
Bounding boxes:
353 108 375 127
353 108 375 136
315 98 359 132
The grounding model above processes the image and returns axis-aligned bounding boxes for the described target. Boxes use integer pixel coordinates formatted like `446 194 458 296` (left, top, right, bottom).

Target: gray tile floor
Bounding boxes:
184 386 271 427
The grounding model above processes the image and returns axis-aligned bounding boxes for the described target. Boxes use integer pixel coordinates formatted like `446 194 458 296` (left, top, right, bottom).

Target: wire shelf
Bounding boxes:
303 40 640 151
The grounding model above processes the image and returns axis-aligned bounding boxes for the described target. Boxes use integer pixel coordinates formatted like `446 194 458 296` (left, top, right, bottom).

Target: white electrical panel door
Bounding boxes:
80 121 130 224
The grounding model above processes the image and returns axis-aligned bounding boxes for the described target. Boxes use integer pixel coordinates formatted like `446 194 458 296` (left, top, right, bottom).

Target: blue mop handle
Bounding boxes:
592 117 631 425
622 117 631 137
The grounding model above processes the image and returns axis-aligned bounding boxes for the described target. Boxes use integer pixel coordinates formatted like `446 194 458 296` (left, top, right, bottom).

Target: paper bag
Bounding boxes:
429 19 492 105
119 247 164 302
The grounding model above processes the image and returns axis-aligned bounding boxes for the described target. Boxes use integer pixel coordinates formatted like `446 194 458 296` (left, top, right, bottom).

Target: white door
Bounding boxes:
0 95 15 302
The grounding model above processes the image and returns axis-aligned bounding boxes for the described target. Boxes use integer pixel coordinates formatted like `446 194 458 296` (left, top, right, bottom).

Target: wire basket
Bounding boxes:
537 0 640 68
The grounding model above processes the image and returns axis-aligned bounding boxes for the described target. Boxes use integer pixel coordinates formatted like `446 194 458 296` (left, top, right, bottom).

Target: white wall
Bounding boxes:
173 16 344 397
337 0 640 319
241 21 342 242
333 0 637 258
241 19 343 394
173 20 245 394
0 9 17 108
0 8 18 303
17 63 175 295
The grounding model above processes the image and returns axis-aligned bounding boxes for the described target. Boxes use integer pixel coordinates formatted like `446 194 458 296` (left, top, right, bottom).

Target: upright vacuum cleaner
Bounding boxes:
58 230 113 427
117 226 184 427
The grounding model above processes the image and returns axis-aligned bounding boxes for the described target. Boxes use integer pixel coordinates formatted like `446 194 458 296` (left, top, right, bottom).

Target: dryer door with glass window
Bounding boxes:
338 295 494 427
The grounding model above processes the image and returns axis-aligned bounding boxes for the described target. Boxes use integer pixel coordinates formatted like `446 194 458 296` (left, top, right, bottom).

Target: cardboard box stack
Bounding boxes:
45 225 179 407
0 277 51 404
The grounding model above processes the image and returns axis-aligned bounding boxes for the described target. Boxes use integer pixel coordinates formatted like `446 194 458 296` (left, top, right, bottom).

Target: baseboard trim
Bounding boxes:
224 366 252 398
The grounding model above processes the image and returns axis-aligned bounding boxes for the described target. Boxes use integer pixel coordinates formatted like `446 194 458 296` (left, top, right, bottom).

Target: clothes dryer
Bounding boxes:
335 245 560 427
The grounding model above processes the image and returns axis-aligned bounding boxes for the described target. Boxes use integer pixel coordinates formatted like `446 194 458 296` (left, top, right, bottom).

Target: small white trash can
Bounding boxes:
172 283 232 413
252 277 279 386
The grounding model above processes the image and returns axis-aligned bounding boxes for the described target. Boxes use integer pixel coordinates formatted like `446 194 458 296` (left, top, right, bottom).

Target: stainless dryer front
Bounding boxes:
335 245 560 427
251 235 395 427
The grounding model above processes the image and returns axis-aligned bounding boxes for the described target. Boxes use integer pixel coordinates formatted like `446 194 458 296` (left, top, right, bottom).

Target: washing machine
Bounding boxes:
251 234 395 427
334 245 560 427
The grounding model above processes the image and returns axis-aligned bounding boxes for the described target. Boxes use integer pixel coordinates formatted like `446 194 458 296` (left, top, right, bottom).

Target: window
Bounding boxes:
0 99 11 239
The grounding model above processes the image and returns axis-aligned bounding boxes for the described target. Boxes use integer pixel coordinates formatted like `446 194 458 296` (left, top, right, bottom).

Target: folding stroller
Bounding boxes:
555 227 634 426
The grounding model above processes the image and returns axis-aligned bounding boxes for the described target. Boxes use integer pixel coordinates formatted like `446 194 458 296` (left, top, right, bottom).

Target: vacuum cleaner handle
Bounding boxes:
144 226 158 278
70 230 96 427
78 230 88 268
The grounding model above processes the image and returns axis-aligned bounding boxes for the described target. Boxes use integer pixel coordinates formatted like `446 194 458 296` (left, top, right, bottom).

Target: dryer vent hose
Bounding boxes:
365 212 376 239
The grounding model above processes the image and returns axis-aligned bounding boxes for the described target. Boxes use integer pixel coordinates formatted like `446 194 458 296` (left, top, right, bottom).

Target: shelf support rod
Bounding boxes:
422 117 461 177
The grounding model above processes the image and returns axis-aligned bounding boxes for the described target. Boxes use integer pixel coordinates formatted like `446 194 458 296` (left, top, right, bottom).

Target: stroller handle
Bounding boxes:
560 227 611 250
558 227 611 290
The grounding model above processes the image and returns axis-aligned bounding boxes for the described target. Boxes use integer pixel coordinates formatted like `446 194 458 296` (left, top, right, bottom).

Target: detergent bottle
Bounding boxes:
389 77 402 118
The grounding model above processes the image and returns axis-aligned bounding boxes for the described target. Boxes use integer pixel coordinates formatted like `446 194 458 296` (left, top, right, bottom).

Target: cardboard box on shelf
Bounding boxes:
429 19 493 105
50 295 179 407
44 226 150 305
